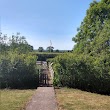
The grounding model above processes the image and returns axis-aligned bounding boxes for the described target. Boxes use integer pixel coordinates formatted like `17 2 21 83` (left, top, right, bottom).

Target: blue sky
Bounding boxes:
0 0 99 50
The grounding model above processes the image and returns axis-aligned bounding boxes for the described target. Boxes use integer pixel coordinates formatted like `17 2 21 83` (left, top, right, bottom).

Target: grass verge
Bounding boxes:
55 88 110 110
0 89 35 110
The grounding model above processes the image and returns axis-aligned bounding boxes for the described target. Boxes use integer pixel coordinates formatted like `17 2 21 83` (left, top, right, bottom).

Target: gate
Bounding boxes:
39 69 50 86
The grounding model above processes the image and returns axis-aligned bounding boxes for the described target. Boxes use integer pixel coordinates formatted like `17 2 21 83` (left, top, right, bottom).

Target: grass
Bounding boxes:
55 88 110 110
0 89 36 110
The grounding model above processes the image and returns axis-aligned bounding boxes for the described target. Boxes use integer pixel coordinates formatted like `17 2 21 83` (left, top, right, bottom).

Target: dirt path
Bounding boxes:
25 87 58 110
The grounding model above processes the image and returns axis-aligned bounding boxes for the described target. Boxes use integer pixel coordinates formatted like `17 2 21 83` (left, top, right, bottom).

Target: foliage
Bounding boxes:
72 0 110 54
38 47 44 52
51 53 110 94
0 33 33 54
51 0 110 95
46 46 54 52
0 51 38 89
0 33 38 89
55 49 60 52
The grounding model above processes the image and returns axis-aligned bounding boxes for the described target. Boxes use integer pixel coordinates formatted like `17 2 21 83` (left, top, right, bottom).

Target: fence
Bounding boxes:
48 62 54 83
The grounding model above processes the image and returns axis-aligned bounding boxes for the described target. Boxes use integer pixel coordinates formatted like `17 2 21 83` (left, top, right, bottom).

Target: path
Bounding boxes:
25 87 58 110
25 62 58 110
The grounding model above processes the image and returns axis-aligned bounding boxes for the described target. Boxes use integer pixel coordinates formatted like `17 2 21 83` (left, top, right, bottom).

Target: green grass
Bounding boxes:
55 88 110 110
0 89 35 110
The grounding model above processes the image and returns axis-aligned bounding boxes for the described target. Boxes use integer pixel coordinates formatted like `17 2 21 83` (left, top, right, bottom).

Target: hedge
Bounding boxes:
0 51 39 89
50 53 110 95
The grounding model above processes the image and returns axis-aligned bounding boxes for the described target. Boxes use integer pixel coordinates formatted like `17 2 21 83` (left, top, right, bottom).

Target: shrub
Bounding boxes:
0 51 39 89
51 53 110 95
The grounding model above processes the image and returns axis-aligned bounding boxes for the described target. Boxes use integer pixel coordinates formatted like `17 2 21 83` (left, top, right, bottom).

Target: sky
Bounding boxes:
0 0 99 50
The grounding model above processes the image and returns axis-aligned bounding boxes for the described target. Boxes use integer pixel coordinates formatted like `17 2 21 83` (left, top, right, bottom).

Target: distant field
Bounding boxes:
35 52 63 54
55 88 110 110
0 89 35 110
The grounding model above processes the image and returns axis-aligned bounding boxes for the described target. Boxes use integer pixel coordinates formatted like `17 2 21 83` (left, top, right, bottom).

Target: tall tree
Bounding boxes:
73 0 110 54
46 46 54 52
38 47 44 52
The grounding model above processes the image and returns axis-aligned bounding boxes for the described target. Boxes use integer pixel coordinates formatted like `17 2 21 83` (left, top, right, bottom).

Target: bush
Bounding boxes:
51 53 110 95
0 51 39 89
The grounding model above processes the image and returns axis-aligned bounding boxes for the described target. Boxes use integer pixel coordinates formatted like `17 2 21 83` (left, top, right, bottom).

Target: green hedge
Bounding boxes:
0 52 39 89
51 53 110 95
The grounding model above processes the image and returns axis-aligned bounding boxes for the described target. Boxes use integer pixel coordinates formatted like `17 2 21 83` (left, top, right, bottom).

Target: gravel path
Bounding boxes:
25 87 58 110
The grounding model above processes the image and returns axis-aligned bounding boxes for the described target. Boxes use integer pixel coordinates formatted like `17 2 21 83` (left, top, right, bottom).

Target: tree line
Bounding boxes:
37 46 72 53
38 46 54 52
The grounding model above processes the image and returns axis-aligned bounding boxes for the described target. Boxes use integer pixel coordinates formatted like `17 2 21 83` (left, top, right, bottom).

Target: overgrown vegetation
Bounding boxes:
0 33 39 89
50 0 110 95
